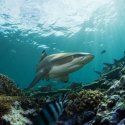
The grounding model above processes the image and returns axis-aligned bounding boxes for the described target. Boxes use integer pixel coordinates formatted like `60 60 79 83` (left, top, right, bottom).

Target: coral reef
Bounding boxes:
20 97 46 110
27 88 71 97
0 95 21 111
1 53 125 125
66 90 103 116
107 75 125 94
0 74 23 96
56 55 125 125
2 101 32 125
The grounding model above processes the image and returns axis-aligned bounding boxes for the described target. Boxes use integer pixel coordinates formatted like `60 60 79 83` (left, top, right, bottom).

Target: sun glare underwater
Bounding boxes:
1 0 125 125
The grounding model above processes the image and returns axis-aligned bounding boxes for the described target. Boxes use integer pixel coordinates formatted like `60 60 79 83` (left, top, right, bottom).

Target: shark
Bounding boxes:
103 51 125 72
27 50 94 89
94 51 125 77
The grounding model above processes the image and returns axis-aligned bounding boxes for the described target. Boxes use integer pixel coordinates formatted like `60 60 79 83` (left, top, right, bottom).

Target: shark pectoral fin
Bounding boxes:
27 73 43 89
59 75 69 83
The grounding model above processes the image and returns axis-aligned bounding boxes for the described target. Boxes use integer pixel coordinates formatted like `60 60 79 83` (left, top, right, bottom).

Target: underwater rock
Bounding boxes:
82 111 96 124
107 100 116 109
0 95 22 118
0 74 23 96
92 115 102 125
121 67 125 75
107 75 125 94
101 117 111 125
98 103 107 111
112 107 125 123
119 75 125 88
107 80 119 94
58 115 78 125
102 67 122 80
106 95 120 109
109 95 120 102
117 118 125 125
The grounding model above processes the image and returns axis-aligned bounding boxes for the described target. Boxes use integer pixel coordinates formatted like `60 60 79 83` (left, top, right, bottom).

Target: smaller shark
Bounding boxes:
28 51 94 89
103 51 125 72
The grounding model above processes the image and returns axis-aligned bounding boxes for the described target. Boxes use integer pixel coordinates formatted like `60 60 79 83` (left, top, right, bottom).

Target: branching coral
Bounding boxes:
2 101 32 125
66 90 103 116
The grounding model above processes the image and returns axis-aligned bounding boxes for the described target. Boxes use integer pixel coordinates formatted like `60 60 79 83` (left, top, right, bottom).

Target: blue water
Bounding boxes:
0 0 125 88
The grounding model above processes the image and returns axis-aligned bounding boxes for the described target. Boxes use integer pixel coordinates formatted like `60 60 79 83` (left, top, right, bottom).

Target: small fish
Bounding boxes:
33 94 68 125
101 50 106 54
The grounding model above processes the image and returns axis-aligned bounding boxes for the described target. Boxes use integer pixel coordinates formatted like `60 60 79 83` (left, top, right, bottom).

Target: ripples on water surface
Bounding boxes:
0 0 125 88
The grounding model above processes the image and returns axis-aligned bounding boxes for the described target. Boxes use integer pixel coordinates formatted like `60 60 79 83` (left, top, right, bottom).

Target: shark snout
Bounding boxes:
80 53 94 64
86 53 94 61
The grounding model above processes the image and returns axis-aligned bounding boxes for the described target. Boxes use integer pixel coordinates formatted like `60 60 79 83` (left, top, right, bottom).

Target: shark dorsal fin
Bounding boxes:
39 50 47 62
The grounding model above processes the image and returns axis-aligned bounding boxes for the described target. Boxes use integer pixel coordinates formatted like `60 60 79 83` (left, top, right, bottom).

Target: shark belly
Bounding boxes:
48 63 83 78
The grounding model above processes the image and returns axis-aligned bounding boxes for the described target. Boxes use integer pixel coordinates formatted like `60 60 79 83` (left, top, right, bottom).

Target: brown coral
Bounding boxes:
0 74 24 120
0 74 23 96
0 95 21 110
21 97 46 110
66 90 103 116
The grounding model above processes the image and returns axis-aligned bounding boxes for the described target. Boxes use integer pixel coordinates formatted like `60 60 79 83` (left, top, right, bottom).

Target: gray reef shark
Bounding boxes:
28 50 94 89
103 50 125 71
94 51 125 77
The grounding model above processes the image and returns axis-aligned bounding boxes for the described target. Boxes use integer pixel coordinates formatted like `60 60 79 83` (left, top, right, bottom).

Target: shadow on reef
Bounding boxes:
1 53 125 125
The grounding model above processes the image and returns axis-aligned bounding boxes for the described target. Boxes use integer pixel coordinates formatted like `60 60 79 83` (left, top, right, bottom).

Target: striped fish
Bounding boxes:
33 95 68 125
